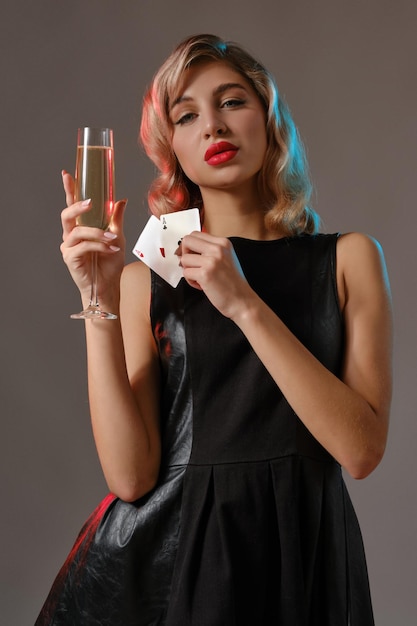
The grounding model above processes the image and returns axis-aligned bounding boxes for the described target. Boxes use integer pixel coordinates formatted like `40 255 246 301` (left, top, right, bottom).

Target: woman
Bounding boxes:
36 34 392 625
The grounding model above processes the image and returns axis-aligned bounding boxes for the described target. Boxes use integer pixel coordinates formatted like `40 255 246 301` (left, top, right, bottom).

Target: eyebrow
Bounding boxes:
170 82 248 111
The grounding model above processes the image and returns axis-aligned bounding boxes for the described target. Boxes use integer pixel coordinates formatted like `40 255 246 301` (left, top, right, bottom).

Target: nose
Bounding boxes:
203 110 227 139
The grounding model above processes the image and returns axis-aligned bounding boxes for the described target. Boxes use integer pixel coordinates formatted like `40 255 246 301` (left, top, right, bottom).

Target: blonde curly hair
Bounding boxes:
140 34 320 236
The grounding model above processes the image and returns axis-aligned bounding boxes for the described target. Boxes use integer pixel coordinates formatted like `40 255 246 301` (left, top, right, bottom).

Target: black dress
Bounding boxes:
36 234 374 625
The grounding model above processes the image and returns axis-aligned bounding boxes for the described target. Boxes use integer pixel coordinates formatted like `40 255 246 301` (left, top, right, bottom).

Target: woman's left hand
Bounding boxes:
179 231 254 319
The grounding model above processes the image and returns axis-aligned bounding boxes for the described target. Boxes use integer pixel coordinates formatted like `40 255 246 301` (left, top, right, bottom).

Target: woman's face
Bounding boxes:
169 61 268 196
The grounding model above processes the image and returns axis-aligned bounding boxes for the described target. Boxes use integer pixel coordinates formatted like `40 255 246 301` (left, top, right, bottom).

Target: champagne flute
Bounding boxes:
70 127 117 320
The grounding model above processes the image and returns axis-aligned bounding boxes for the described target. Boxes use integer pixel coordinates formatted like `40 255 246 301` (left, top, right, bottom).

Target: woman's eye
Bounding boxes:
222 98 245 108
175 112 196 126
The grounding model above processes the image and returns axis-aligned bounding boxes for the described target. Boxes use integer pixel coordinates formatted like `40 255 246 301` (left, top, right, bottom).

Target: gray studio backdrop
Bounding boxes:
1 1 416 624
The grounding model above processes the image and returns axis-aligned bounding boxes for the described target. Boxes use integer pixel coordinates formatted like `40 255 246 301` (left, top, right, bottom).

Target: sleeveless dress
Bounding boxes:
36 233 375 626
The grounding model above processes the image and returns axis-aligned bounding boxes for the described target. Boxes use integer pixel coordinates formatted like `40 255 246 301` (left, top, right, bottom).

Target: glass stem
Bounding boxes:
90 252 99 308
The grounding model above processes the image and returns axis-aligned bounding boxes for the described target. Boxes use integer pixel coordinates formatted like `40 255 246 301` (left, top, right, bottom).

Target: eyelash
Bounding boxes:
174 98 246 126
222 98 245 108
174 113 196 126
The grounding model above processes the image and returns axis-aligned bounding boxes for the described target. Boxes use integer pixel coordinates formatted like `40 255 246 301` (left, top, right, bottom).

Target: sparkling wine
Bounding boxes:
74 145 115 229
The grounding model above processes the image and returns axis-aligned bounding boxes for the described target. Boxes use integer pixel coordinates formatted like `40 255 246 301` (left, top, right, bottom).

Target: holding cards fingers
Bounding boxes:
133 208 200 287
180 231 254 319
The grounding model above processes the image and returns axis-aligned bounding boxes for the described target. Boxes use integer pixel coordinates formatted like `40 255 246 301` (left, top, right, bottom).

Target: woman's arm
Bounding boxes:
180 231 393 478
60 173 161 502
83 262 161 502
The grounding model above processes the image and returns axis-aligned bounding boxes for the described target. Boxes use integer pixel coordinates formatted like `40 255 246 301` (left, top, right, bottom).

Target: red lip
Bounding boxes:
204 141 239 162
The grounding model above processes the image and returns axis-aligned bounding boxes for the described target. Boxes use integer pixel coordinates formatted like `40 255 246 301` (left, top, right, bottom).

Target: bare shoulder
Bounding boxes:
120 261 159 381
121 259 151 287
336 232 391 311
337 231 385 263
120 261 154 353
120 261 152 317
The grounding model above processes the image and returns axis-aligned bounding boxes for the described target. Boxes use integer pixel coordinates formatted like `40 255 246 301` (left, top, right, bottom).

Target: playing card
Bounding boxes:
132 214 163 270
132 208 201 287
160 209 201 260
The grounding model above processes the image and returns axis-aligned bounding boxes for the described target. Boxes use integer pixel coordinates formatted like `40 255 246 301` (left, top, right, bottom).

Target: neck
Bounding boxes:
200 187 282 241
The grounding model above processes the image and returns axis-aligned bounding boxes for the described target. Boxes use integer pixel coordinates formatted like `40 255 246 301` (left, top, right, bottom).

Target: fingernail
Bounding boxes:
81 199 91 208
103 232 117 240
109 245 120 252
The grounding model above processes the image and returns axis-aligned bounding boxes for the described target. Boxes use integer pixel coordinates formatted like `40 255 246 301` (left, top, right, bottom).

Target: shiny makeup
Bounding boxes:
204 141 239 166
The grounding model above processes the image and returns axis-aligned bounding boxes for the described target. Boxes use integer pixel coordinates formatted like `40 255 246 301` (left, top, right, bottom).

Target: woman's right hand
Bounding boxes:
59 170 128 305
